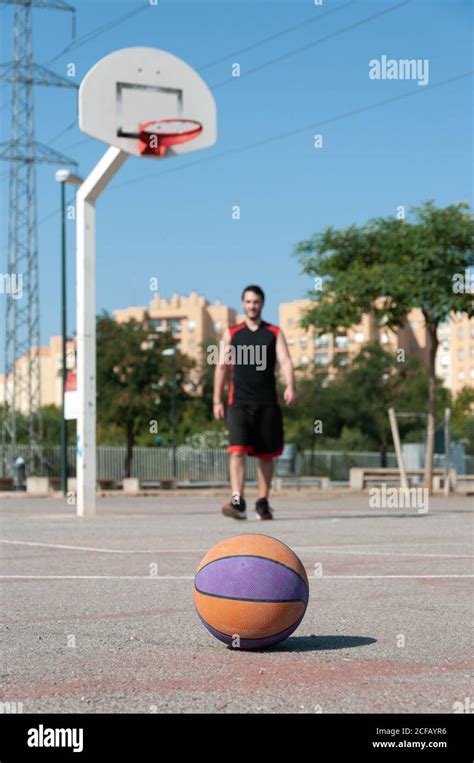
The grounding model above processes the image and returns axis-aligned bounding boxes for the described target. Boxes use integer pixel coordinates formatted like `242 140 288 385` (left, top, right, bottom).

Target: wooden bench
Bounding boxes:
449 473 474 494
350 467 445 491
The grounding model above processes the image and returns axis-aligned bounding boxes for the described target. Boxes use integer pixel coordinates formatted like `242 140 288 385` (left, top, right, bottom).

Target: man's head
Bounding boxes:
241 285 264 321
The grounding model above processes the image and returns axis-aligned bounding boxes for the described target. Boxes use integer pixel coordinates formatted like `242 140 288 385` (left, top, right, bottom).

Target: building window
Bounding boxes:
314 334 329 348
458 371 465 380
188 320 196 332
335 335 348 349
409 321 418 330
441 355 450 367
300 337 307 347
338 353 349 366
214 321 222 331
150 319 165 332
381 333 389 344
354 332 364 343
168 319 182 334
300 355 308 366
442 340 449 351
315 353 329 366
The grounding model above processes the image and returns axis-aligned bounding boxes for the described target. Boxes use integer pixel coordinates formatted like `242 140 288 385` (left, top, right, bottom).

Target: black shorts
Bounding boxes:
227 403 284 459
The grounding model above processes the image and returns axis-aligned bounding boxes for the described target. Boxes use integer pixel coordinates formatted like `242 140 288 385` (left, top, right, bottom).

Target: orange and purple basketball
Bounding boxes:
193 534 309 649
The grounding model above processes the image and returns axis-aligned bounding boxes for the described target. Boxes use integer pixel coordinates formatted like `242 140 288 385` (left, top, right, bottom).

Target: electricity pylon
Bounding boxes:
0 0 77 476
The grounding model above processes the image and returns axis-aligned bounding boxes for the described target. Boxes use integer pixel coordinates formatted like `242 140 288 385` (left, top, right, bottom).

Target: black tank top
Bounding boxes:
228 321 279 404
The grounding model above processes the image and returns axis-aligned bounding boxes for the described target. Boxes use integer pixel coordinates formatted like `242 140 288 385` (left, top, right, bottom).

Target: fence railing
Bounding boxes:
1 445 472 482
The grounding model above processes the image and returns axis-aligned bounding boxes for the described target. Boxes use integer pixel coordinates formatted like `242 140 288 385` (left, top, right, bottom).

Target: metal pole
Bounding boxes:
388 408 409 490
76 147 128 516
171 353 177 481
60 181 68 495
443 407 451 497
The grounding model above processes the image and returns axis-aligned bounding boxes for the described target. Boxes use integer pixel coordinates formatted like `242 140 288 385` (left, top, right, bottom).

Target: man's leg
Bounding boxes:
229 451 246 499
222 450 247 519
257 458 273 499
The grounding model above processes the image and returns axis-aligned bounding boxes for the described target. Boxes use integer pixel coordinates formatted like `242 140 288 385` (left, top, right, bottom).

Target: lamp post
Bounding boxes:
162 348 177 481
54 170 84 496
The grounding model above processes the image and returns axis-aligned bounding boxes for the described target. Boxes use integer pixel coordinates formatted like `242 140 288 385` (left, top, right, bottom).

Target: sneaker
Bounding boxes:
222 494 247 520
255 497 273 520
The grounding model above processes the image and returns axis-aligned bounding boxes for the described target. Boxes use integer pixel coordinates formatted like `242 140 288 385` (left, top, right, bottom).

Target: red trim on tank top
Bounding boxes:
265 323 280 336
229 322 246 337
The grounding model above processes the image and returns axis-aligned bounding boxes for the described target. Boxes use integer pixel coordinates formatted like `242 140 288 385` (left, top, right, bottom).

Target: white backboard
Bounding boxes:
79 47 216 158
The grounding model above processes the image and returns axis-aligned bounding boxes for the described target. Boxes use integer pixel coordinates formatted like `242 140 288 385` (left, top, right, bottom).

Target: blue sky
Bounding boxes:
0 0 472 362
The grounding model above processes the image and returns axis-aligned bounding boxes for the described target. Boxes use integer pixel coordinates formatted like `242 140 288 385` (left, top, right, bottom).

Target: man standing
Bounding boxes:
213 285 295 520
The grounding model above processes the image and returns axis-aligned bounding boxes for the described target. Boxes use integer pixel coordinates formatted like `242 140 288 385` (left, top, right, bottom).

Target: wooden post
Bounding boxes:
388 408 409 490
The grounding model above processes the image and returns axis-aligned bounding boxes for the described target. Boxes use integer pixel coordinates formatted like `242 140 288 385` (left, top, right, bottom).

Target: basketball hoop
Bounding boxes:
138 119 203 156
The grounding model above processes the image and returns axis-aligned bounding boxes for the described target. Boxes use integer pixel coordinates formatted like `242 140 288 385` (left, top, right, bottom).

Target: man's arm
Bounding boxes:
213 328 230 420
276 329 295 405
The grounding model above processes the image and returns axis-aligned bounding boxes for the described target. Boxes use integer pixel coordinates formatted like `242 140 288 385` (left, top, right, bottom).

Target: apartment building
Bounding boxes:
280 300 474 396
0 336 76 415
113 290 237 366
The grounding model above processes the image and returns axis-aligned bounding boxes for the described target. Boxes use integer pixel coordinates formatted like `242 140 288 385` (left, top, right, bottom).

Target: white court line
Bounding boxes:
0 574 472 580
295 548 473 558
0 539 471 559
0 540 204 554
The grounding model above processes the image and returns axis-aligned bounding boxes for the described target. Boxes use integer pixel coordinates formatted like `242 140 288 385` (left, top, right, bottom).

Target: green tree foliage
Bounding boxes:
451 387 474 454
282 345 448 461
96 312 194 476
295 201 474 487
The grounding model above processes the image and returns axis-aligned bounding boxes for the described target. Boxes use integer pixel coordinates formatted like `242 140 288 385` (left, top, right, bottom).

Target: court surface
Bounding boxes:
1 490 472 713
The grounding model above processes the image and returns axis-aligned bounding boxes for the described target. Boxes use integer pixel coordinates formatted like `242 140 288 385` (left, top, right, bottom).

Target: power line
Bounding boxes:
210 0 413 89
46 0 411 154
45 4 148 65
45 119 76 145
43 1 356 151
37 193 75 227
198 0 355 72
60 136 89 152
36 0 407 153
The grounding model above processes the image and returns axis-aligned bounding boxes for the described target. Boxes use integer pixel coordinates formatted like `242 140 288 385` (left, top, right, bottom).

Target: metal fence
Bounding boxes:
1 444 472 483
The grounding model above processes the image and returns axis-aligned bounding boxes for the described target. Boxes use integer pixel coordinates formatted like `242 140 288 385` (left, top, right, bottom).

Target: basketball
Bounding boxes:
193 534 309 649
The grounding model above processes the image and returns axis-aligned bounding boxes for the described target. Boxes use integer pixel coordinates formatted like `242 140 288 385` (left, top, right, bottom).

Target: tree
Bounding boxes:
281 346 448 459
452 387 474 454
329 345 449 464
295 201 473 489
96 312 193 477
280 370 343 450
